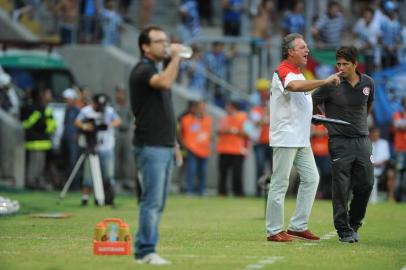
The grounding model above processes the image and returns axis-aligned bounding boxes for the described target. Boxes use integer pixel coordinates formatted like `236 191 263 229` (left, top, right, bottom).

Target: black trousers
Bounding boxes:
329 136 374 237
218 154 244 196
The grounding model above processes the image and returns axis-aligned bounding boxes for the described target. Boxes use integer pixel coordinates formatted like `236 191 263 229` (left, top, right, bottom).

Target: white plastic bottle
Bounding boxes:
178 45 193 58
165 45 193 59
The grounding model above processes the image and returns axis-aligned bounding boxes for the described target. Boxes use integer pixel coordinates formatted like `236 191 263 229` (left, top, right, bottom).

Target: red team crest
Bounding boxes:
363 87 370 96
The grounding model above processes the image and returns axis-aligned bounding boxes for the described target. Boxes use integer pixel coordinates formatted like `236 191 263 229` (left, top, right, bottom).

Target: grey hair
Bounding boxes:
281 33 303 59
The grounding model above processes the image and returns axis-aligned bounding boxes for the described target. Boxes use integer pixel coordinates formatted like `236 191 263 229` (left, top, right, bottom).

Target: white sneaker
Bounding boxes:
135 253 171 265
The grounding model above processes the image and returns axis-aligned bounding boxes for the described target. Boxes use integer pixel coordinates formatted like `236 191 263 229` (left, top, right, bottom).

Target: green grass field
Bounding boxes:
0 191 405 270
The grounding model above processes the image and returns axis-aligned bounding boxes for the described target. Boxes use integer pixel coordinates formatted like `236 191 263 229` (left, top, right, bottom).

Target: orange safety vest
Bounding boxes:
217 112 248 155
311 124 329 156
251 105 270 145
180 113 212 158
393 111 406 151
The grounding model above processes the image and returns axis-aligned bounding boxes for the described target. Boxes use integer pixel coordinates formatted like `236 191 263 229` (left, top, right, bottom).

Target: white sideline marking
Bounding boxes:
240 256 284 270
0 236 88 241
239 231 336 269
400 265 406 270
303 243 317 246
320 231 337 240
246 265 264 269
0 250 21 255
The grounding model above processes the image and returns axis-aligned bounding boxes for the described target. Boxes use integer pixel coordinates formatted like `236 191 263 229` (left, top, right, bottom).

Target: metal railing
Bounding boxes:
178 35 278 108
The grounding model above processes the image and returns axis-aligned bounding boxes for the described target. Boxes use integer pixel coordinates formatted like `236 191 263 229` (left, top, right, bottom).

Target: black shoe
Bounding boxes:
107 202 116 209
352 231 359 242
339 234 356 243
81 199 88 206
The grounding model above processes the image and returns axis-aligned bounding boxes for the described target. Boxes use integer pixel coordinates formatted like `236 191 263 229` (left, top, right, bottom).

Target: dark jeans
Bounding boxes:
218 154 244 196
185 151 208 196
329 136 373 237
61 138 81 190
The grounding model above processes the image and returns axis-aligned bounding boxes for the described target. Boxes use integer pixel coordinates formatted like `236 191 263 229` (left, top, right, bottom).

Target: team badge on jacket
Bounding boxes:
363 87 370 96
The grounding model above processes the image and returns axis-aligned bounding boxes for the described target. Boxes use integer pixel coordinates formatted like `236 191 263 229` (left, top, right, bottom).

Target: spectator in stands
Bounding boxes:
138 0 155 29
79 0 99 43
311 1 345 49
217 100 248 197
250 0 273 73
21 88 57 190
180 99 212 196
197 0 213 26
176 0 201 43
60 88 81 190
251 0 274 43
100 0 124 46
281 0 305 35
182 45 207 99
399 24 406 65
11 0 40 21
113 84 134 191
222 0 245 36
379 0 402 69
369 126 396 202
311 124 332 199
56 0 78 44
249 78 272 197
393 96 406 201
353 6 381 75
75 93 121 206
118 0 133 22
204 42 228 107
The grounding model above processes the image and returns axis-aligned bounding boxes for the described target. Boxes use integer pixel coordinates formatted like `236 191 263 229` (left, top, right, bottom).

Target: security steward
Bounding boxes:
217 100 248 197
180 99 212 196
21 88 57 189
312 46 374 243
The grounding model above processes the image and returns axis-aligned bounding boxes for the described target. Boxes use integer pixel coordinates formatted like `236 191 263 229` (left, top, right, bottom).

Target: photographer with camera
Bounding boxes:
75 93 121 206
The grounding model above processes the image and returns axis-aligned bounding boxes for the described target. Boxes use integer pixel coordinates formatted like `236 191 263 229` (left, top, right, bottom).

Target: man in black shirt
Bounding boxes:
129 26 182 265
313 46 374 243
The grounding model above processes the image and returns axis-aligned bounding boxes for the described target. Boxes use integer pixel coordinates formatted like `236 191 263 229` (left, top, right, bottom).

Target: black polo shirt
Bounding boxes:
129 57 176 147
312 71 374 137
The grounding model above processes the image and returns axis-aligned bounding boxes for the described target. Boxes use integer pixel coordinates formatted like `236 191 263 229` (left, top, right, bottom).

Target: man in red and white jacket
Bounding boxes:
265 33 341 242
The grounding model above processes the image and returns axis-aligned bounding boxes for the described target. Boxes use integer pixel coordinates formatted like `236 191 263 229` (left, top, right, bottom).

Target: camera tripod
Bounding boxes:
58 147 105 206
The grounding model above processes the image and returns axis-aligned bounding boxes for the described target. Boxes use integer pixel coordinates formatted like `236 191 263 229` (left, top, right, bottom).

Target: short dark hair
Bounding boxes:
363 6 374 16
328 1 340 9
138 25 165 55
336 46 359 64
281 33 303 59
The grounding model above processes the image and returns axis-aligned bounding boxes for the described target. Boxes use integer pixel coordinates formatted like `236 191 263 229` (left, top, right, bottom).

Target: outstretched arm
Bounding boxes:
287 71 342 92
